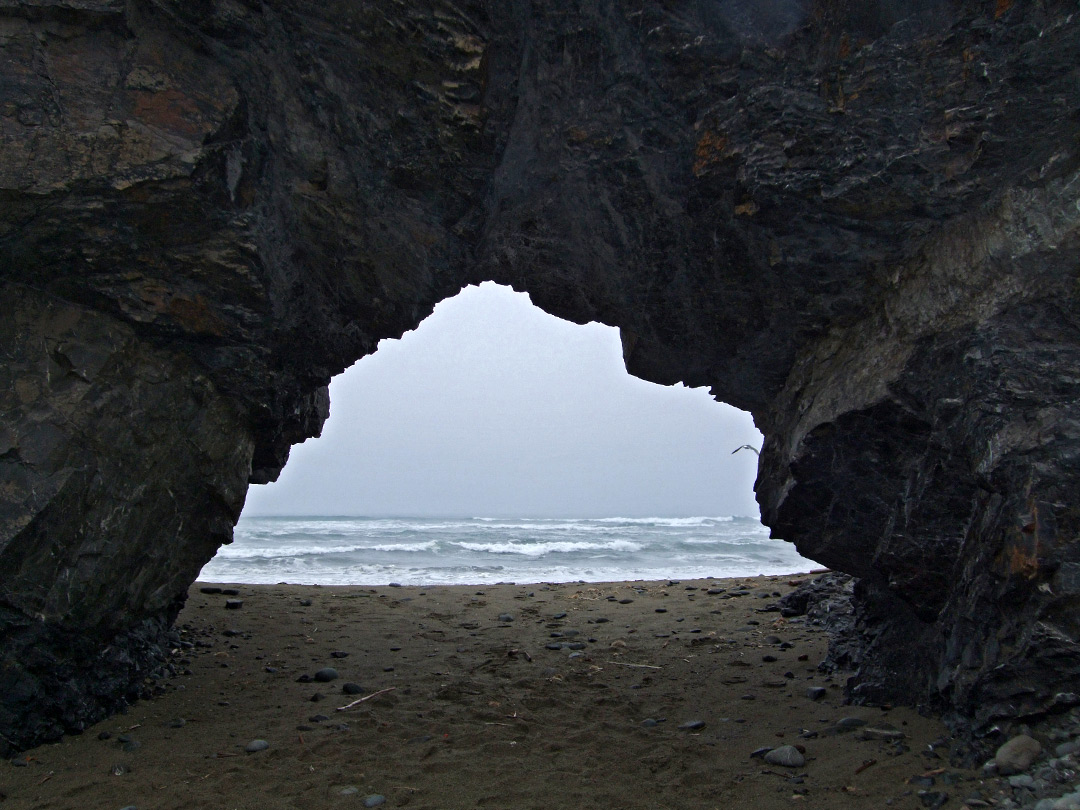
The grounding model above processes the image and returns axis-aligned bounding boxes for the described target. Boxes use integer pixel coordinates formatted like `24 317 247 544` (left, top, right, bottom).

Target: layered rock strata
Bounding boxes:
1 0 1078 753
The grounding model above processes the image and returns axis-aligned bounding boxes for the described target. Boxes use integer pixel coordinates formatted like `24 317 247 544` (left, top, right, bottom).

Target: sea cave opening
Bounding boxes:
202 282 812 585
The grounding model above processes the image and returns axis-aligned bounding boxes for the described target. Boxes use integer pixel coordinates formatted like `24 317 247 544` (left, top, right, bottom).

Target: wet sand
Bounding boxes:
3 577 994 809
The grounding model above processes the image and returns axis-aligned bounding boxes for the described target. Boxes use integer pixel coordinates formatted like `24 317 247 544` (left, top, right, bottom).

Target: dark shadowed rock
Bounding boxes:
1 0 1079 756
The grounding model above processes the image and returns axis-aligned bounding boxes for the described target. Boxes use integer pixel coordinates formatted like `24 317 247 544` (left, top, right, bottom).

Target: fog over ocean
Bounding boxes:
199 515 814 586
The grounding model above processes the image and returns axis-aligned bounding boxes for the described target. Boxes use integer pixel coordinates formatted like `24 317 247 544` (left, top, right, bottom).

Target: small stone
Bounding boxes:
309 714 330 722
679 720 706 730
245 739 269 753
314 667 339 682
122 740 141 752
764 745 805 768
221 588 240 596
655 608 667 613
750 746 773 759
552 612 567 619
1009 774 1035 789
224 599 243 610
10 756 30 767
859 726 905 741
593 617 609 623
806 687 827 701
918 791 949 809
642 718 659 728
340 787 360 796
1055 740 1079 758
996 734 1043 775
362 795 386 807
98 731 112 740
762 655 778 662
342 682 364 695
331 650 349 658
618 599 633 604
299 599 313 607
167 718 186 728
265 666 278 673
199 587 222 594
498 613 514 622
835 717 867 731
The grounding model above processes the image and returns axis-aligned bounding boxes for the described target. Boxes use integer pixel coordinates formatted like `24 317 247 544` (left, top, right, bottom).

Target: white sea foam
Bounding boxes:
202 514 813 584
449 539 644 557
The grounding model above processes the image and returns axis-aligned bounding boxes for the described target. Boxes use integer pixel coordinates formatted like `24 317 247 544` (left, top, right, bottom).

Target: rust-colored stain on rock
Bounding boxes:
167 295 227 337
131 89 206 139
692 130 730 176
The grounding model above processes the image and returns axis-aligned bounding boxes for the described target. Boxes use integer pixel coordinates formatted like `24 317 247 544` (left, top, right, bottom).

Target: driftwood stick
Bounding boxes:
336 686 397 711
604 661 661 669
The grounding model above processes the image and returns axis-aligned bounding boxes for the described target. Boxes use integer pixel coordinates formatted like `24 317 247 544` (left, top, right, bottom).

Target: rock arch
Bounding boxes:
2 0 1079 753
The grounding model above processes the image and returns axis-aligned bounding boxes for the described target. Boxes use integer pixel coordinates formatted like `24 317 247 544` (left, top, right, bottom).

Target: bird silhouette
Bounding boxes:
731 444 760 456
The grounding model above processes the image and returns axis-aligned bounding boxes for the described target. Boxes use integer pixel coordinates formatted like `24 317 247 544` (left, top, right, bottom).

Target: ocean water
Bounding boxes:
199 516 815 586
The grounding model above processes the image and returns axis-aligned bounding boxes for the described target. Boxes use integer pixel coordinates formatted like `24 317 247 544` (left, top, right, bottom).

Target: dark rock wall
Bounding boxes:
1 0 1078 752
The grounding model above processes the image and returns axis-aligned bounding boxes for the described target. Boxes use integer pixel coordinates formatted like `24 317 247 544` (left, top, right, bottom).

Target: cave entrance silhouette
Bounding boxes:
199 283 813 585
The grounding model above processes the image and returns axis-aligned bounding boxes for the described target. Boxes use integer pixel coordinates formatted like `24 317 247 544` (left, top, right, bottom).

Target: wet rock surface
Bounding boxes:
2 0 1080 754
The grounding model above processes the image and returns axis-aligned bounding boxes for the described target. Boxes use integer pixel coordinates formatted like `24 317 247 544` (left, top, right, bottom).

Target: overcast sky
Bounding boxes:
242 283 763 519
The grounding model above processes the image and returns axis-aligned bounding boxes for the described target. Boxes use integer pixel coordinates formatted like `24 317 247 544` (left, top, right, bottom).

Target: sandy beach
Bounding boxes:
3 576 995 809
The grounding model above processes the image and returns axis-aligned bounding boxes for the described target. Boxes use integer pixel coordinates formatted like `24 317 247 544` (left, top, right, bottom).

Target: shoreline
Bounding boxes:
4 576 997 809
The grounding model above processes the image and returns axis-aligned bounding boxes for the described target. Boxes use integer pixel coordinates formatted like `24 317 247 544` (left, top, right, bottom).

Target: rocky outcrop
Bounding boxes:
1 0 1078 753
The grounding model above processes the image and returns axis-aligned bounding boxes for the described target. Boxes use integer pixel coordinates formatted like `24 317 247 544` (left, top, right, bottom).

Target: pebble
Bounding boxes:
245 739 269 753
764 745 805 768
224 599 243 610
642 718 659 728
340 787 360 796
858 726 905 741
835 717 867 731
618 599 634 604
314 667 339 682
299 599 313 607
221 588 240 596
806 687 827 701
309 714 330 723
1055 740 1079 757
362 795 386 807
996 734 1043 775
679 720 706 730
552 612 567 619
1009 774 1036 789
343 682 365 695
498 613 514 622
200 587 222 594
918 791 949 809
331 650 350 658
167 718 186 729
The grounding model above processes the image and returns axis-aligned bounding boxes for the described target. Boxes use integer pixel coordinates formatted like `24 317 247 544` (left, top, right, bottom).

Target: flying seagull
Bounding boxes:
731 444 760 456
